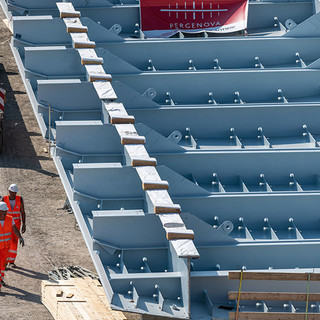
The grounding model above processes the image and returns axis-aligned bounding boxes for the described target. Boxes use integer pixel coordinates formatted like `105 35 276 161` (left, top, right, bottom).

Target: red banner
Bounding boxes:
140 0 249 38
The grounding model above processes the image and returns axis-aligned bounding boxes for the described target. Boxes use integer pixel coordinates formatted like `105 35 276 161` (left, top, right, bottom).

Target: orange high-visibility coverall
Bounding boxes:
0 215 13 288
3 195 21 264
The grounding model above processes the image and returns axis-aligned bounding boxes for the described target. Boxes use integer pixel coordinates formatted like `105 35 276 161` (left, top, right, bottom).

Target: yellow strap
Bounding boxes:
305 273 310 320
235 269 244 320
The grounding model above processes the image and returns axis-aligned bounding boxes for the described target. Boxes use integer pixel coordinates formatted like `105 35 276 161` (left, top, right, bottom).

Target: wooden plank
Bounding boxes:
42 278 127 320
85 65 112 82
57 302 78 320
42 282 84 318
104 101 134 122
71 33 96 49
56 290 63 297
154 204 181 214
88 288 117 317
121 136 146 145
57 3 81 18
60 11 81 18
89 74 112 82
136 165 170 190
142 181 169 190
166 229 194 240
229 272 320 281
75 278 112 314
86 279 105 298
74 41 96 49
73 301 101 320
229 312 320 320
64 18 87 33
146 190 181 214
104 100 134 122
65 302 88 320
42 285 59 319
67 26 87 33
110 116 135 124
124 145 157 167
81 58 103 65
71 278 95 297
229 291 320 301
131 158 157 167
78 49 103 65
72 278 114 320
42 280 74 287
56 288 85 302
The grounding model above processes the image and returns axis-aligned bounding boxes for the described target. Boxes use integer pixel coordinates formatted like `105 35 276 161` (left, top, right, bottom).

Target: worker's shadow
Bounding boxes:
1 284 42 303
6 265 47 280
0 62 57 177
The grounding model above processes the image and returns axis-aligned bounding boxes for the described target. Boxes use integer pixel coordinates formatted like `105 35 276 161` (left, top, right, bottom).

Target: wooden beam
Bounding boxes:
121 136 146 145
85 65 112 82
166 229 194 240
110 116 135 124
229 272 320 281
131 158 157 167
70 33 96 49
229 291 320 301
81 58 103 65
67 26 88 33
89 74 112 82
60 11 81 18
229 312 320 320
142 181 169 190
154 205 181 214
73 41 96 49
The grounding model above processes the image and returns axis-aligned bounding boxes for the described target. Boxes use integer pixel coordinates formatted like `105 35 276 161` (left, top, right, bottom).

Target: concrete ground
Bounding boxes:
0 8 139 320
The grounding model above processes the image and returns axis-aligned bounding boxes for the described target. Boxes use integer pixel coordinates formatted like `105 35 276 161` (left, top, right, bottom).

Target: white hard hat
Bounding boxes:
0 202 8 211
9 184 18 193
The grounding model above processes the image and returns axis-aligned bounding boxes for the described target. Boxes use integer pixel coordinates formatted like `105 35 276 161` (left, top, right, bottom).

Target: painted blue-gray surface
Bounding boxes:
2 0 320 318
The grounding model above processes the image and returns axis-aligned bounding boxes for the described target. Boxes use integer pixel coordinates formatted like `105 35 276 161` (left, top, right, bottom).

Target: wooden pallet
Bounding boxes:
42 277 127 320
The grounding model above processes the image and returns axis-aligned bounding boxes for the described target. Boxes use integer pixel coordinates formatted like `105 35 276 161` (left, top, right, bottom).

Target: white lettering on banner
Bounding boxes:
140 0 249 37
169 21 221 29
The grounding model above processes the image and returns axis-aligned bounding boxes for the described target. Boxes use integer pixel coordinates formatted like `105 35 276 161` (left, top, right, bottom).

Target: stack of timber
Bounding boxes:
42 277 127 320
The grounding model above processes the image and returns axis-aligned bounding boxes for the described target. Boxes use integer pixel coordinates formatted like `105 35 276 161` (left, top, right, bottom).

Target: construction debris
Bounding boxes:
58 199 74 214
48 265 99 282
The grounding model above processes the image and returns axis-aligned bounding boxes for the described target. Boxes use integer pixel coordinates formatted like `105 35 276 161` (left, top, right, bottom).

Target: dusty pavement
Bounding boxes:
0 8 137 320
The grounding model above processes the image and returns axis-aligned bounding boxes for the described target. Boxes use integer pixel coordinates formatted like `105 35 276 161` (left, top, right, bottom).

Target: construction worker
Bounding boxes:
3 184 26 267
0 201 24 291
